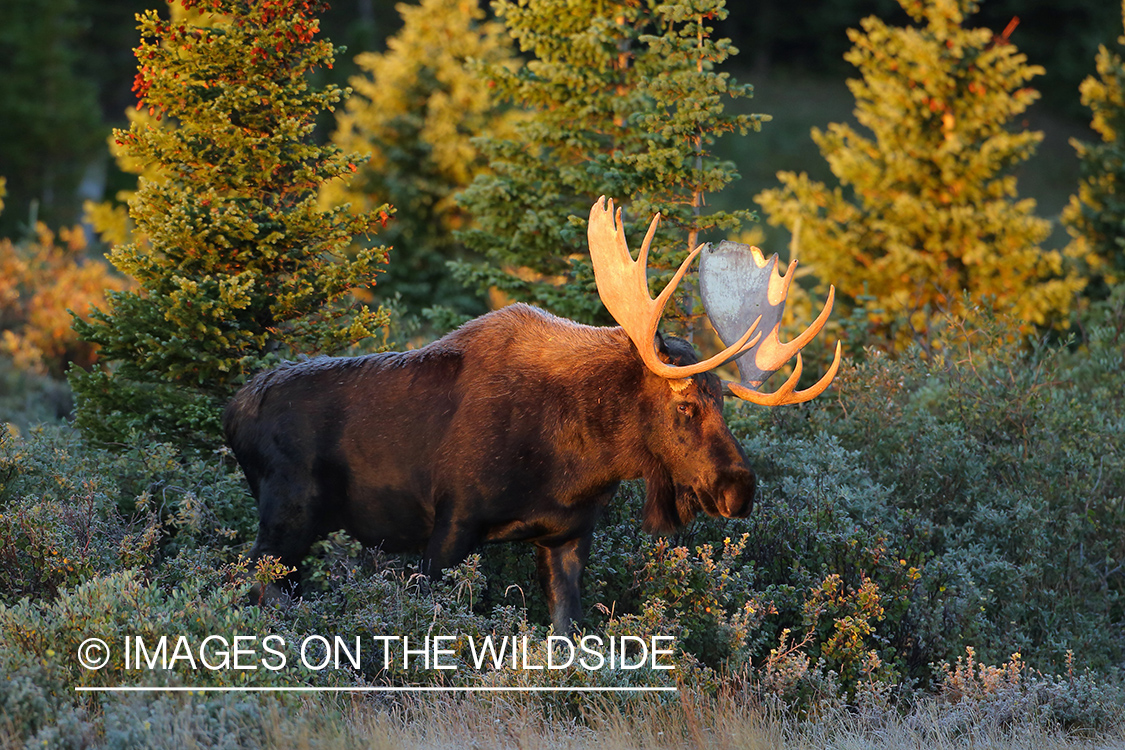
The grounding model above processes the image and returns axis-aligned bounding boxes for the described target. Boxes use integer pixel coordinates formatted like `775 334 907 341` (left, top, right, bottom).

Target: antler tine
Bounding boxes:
744 286 837 382
588 196 762 380
726 341 842 405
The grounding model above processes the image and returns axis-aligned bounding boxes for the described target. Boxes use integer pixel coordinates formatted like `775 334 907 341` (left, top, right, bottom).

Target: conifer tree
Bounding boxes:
327 0 519 318
1062 0 1125 300
0 0 102 235
756 0 1086 349
70 0 388 449
456 0 766 326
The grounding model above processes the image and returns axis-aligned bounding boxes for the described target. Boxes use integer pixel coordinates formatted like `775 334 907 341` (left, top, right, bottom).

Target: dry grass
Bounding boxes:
5 688 1124 749
243 691 1125 750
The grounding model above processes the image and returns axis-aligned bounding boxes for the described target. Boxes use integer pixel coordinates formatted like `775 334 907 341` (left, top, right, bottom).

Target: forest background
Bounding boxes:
0 0 1116 243
1 0 1124 747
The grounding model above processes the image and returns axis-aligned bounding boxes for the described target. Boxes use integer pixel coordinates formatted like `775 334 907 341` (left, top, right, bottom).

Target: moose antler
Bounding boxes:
589 197 841 405
699 242 842 405
587 196 761 379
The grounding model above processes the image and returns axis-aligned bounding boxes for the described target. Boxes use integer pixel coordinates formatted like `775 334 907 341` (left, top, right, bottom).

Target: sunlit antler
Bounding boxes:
725 348 842 405
587 196 762 379
699 241 841 406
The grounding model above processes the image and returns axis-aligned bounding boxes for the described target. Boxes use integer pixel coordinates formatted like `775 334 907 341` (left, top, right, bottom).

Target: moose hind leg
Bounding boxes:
536 536 591 634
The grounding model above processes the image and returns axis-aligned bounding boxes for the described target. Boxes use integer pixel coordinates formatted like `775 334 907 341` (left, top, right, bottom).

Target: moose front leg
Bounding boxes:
421 513 481 579
536 535 592 634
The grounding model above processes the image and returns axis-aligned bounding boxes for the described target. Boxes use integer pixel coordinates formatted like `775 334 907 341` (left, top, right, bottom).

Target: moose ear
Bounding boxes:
650 331 675 367
641 466 683 535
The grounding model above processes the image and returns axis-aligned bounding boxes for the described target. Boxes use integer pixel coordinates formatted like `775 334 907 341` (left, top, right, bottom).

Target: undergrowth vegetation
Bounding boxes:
2 291 1123 746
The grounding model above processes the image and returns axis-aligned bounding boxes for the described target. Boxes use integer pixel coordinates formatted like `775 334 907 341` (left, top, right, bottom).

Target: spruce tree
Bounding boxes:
455 0 766 327
0 0 103 235
70 0 388 449
1062 0 1125 300
327 0 519 319
756 0 1086 350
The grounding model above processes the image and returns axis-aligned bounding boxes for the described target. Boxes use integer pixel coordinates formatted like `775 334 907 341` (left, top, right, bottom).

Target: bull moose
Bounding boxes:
224 197 841 632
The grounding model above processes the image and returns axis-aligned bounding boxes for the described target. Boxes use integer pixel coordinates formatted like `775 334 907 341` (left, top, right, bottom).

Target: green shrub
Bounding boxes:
0 357 73 429
724 300 1125 692
0 424 260 604
0 425 129 600
938 648 1125 732
0 567 295 746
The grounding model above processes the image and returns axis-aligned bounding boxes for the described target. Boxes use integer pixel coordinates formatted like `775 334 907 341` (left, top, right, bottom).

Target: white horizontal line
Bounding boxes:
75 686 677 693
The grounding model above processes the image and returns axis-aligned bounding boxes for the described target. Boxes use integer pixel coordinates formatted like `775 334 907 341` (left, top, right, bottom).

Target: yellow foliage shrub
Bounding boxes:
0 223 129 375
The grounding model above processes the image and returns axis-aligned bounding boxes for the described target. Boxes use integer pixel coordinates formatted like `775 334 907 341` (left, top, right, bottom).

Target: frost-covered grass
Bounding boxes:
8 690 1120 750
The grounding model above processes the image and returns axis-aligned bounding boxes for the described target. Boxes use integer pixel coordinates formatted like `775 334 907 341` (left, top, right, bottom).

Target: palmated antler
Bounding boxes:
588 197 841 405
587 196 761 379
699 241 842 405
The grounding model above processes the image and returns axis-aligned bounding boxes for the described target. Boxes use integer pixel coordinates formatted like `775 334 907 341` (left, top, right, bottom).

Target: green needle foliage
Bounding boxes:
756 0 1087 351
328 0 520 320
70 0 389 450
455 0 767 326
0 0 103 237
1062 0 1125 301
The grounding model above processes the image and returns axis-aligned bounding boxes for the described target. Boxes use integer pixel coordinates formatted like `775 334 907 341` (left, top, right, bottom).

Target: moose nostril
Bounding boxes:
730 494 754 518
719 473 756 518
